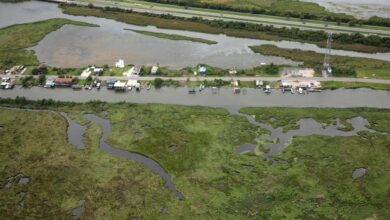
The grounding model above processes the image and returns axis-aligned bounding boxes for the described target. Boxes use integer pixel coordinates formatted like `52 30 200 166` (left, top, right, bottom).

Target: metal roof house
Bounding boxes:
54 77 73 87
114 81 127 91
106 79 117 89
198 66 207 74
44 79 55 88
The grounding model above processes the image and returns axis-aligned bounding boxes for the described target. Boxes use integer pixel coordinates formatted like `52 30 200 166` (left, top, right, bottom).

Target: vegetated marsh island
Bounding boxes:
0 99 390 219
0 18 97 68
127 29 218 45
59 4 390 53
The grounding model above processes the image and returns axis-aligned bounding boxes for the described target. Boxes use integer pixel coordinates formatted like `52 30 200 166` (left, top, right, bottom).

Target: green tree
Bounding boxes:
38 74 46 85
153 78 164 88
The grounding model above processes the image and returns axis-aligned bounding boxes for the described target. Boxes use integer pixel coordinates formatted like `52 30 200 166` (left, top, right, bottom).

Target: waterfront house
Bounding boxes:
150 66 159 74
54 77 73 87
44 79 55 88
106 79 117 89
114 81 127 91
198 66 207 74
115 59 125 68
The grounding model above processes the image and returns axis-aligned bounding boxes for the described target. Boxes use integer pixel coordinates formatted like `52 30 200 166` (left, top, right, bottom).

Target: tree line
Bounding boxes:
79 4 390 49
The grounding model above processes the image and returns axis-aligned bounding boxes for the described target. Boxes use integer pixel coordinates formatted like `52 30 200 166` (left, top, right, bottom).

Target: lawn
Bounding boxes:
321 81 390 91
250 44 390 79
0 18 96 69
0 100 389 219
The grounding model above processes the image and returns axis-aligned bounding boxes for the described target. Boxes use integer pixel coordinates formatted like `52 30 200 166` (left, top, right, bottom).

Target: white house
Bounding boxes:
115 59 125 68
150 66 159 74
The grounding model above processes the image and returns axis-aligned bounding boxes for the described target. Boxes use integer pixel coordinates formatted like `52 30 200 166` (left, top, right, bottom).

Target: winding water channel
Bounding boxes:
1 1 389 69
61 112 185 199
229 107 383 155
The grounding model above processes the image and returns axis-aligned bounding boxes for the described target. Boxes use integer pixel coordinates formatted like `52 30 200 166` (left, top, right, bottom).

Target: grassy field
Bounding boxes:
0 18 96 69
250 44 390 79
128 29 218 44
138 0 352 20
60 5 386 53
1 101 390 219
321 81 390 91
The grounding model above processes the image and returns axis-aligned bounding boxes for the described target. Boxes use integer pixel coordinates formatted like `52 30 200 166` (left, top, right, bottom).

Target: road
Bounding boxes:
69 0 390 36
4 73 389 84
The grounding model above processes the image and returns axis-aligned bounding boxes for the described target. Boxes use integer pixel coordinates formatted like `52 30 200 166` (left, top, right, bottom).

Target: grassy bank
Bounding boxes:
0 18 96 69
250 44 390 79
0 100 390 218
60 4 389 53
138 0 353 22
321 81 390 91
128 29 218 44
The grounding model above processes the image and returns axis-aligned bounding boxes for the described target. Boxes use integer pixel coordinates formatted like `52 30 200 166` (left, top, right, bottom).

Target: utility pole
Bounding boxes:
322 32 333 78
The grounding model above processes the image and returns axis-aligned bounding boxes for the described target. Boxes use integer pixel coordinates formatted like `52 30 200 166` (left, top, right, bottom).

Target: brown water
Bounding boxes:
1 1 389 69
1 86 389 109
232 107 383 156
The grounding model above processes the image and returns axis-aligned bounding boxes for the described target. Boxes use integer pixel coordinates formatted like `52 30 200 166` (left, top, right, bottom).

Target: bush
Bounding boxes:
153 78 164 88
332 66 356 77
38 74 46 85
264 63 279 75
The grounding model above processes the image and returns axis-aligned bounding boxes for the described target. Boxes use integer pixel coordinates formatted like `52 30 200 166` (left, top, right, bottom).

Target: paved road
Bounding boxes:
96 76 390 84
71 0 390 36
5 73 388 84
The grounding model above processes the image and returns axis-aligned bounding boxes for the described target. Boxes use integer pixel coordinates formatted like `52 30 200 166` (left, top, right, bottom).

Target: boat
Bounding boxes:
211 87 218 94
72 84 82 90
234 87 241 94
298 87 304 94
291 88 295 94
96 82 101 90
199 84 205 92
264 85 271 94
146 84 151 90
188 88 196 94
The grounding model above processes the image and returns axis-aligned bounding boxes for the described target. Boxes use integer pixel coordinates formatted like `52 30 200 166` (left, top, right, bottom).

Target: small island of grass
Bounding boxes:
127 29 218 45
0 18 97 69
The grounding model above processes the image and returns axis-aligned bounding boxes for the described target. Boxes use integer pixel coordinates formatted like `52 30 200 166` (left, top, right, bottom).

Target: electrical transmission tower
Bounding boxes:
322 32 333 78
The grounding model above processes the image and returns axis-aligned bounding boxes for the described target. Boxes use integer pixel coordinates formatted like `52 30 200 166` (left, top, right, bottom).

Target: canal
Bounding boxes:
1 86 390 109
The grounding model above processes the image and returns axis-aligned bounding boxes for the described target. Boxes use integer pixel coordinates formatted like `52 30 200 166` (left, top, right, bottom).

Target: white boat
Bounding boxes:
264 85 271 94
298 87 304 94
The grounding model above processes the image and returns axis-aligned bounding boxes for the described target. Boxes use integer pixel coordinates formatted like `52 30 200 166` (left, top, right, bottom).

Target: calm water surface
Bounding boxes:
0 1 389 69
304 0 390 18
1 86 389 109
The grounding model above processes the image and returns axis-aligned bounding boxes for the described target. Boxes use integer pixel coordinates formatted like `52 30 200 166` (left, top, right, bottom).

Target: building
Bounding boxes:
198 66 207 74
113 81 127 90
44 79 55 88
54 77 73 87
150 66 159 75
115 59 125 68
106 79 117 89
